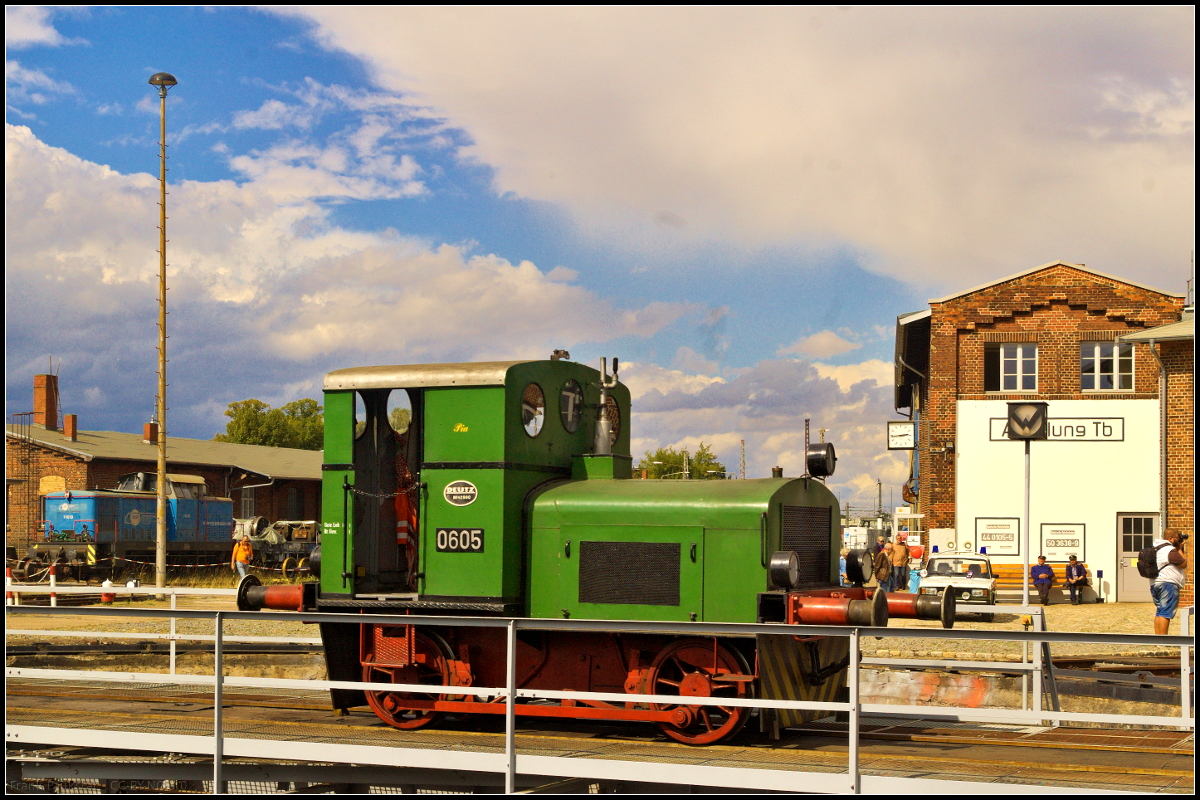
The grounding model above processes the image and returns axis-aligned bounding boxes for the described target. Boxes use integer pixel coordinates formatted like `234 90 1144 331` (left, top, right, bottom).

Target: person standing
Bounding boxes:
231 533 253 579
839 548 851 587
1150 529 1188 635
1030 555 1055 605
890 539 909 593
1064 555 1088 604
874 543 894 593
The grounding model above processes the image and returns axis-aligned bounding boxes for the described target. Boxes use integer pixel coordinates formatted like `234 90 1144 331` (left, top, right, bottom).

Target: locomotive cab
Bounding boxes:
319 360 629 607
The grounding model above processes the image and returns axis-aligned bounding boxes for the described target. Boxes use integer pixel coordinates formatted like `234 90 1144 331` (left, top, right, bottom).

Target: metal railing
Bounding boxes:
5 595 1195 795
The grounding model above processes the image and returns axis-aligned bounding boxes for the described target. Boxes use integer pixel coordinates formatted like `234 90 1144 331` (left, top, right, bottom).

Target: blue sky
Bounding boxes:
6 7 1193 504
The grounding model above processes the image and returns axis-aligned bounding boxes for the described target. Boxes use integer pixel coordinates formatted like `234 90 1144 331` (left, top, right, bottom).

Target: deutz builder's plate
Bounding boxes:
443 480 477 506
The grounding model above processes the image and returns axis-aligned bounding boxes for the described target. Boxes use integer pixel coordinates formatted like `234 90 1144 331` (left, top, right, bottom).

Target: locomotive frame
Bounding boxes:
240 357 944 744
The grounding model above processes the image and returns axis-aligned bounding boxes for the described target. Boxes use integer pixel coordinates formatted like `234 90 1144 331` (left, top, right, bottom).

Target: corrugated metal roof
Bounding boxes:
1118 315 1195 343
4 425 322 480
324 361 531 391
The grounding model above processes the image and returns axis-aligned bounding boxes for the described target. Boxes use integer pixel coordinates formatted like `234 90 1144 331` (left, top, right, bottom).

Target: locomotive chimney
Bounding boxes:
144 420 159 444
63 414 78 442
772 466 783 478
33 373 60 431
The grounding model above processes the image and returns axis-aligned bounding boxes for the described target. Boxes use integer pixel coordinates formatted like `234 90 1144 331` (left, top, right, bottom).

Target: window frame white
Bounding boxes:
240 487 256 519
985 342 1038 393
1080 341 1134 392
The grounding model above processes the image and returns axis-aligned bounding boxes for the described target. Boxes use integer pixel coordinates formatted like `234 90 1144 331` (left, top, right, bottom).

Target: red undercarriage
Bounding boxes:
348 586 933 744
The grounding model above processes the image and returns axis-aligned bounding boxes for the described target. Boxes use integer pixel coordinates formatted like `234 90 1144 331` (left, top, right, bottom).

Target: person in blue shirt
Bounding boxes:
839 548 850 587
1064 555 1088 604
1030 555 1055 605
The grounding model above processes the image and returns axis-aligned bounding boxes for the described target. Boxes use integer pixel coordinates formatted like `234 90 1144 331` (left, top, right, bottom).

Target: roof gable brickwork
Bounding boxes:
931 263 1183 332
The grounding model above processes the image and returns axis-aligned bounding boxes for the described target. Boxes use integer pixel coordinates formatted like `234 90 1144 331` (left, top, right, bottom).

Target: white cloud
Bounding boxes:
621 361 726 400
233 98 315 131
284 7 1194 288
672 346 720 375
5 7 85 49
778 330 862 359
812 359 894 393
5 60 75 105
5 124 693 367
627 357 907 503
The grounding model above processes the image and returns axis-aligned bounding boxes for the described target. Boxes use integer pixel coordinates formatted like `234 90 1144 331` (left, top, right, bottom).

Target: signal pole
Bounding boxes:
149 72 177 592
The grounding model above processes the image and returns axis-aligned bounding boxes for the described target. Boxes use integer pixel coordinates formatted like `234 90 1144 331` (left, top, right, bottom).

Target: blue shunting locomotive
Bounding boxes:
28 472 234 579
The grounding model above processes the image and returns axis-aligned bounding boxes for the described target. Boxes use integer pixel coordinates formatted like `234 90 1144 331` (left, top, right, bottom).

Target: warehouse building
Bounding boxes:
894 261 1192 603
6 373 322 554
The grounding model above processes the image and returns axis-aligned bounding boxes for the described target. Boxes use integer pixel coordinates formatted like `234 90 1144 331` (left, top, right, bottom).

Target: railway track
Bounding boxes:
6 640 1185 675
4 700 1193 794
6 641 321 656
5 675 1194 758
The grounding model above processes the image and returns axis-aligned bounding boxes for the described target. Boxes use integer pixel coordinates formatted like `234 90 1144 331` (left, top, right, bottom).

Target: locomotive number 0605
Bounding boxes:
435 528 484 553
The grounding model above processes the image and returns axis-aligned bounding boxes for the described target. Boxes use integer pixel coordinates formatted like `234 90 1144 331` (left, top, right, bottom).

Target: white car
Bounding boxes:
919 556 997 621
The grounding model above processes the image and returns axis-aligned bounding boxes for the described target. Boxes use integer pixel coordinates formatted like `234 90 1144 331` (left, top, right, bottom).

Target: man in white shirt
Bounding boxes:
1151 529 1188 635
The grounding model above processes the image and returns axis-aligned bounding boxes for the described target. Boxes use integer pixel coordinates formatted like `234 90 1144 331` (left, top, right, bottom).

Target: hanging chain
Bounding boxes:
344 429 420 499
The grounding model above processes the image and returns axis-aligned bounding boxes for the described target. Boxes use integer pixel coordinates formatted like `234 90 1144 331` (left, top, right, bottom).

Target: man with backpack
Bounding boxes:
1141 529 1188 635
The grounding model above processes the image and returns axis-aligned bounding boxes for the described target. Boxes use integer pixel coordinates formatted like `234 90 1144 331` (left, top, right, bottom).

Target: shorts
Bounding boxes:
1151 582 1180 619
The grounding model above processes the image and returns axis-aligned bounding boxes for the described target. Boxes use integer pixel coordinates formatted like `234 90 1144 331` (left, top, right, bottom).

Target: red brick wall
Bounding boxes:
917 264 1184 541
1161 338 1195 606
5 438 88 550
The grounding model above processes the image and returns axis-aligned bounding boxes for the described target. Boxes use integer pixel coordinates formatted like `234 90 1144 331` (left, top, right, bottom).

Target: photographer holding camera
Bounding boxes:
1150 529 1188 635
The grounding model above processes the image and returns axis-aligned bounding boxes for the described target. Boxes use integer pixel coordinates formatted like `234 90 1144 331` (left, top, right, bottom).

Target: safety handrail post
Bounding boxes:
170 592 177 676
505 619 517 794
1032 612 1044 718
1182 606 1194 731
213 611 223 794
848 628 860 794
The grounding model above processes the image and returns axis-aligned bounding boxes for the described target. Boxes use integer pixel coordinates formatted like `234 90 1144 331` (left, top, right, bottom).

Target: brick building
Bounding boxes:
894 261 1191 603
1119 312 1195 606
6 374 322 553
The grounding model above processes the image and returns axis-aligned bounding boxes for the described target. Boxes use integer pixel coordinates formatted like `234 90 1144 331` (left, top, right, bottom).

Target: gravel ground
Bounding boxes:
865 599 1187 659
4 591 1189 660
5 593 314 644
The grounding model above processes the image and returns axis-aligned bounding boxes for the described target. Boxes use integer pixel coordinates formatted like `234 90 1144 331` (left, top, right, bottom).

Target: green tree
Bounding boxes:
636 442 727 479
214 398 323 450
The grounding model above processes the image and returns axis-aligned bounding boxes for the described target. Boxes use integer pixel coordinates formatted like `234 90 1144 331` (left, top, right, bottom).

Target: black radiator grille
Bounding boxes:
781 505 832 586
578 541 680 606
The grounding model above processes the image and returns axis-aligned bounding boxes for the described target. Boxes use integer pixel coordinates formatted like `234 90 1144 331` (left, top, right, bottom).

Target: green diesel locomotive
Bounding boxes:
241 356 942 744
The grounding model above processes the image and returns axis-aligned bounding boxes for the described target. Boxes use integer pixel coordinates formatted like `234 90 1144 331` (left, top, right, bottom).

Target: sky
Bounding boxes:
5 7 1194 506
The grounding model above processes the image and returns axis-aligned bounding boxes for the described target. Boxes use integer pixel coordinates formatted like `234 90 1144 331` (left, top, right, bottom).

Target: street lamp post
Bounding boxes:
149 71 177 592
1007 401 1048 608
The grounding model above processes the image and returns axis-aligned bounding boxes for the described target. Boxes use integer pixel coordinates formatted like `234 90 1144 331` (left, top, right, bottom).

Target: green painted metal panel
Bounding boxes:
323 392 355 464
502 362 631 468
319 472 352 595
424 387 505 462
702 529 761 622
539 524 704 622
527 477 840 623
419 468 505 598
320 391 356 595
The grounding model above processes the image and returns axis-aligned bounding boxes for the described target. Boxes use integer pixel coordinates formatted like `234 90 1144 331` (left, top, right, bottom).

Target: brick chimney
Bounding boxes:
63 413 78 442
143 421 159 444
33 374 59 431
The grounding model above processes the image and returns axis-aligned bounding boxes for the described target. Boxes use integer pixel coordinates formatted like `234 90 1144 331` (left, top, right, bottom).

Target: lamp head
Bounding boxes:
148 72 178 96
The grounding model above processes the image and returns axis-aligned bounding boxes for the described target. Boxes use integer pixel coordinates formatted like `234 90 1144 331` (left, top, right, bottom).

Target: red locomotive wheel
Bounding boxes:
647 638 753 745
363 630 454 731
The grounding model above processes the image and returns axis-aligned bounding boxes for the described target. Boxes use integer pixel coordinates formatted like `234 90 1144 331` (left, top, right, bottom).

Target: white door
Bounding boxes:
1116 513 1158 602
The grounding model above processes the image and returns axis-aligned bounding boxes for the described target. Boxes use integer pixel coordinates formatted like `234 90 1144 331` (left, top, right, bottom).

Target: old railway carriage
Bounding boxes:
240 358 906 744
